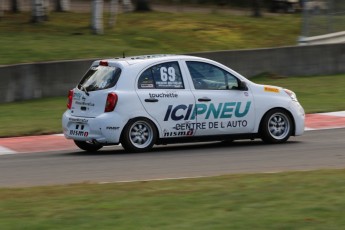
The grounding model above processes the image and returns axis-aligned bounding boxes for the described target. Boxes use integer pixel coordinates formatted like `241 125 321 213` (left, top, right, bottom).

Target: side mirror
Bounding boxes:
238 81 248 91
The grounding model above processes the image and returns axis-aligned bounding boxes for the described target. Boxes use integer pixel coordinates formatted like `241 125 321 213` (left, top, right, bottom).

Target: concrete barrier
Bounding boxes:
0 43 344 103
191 43 345 77
0 60 91 103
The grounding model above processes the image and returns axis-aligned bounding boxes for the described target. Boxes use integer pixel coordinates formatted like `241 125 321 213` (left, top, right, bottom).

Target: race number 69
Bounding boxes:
160 67 176 82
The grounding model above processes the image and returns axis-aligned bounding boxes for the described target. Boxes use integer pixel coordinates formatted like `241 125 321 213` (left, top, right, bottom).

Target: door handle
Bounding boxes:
145 98 159 102
198 97 211 102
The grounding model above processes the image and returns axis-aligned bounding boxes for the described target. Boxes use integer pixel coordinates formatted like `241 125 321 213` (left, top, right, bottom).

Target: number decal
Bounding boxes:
168 67 175 81
160 67 176 82
160 67 168 81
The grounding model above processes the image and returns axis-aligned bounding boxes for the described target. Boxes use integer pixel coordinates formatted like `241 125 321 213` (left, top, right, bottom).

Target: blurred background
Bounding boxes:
0 0 344 137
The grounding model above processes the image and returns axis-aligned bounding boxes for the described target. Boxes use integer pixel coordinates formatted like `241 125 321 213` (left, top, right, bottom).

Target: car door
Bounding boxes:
136 60 196 138
185 61 255 136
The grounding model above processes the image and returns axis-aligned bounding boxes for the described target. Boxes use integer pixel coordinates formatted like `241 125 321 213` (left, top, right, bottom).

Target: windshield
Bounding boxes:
78 66 121 92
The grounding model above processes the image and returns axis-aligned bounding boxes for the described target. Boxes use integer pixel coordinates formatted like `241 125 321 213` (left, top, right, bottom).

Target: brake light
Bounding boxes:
105 93 118 112
67 90 73 109
99 60 108 66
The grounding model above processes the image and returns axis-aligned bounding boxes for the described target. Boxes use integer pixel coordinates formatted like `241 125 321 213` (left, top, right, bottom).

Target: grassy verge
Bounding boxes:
1 169 345 229
0 97 66 137
0 11 300 65
0 74 344 138
251 73 345 113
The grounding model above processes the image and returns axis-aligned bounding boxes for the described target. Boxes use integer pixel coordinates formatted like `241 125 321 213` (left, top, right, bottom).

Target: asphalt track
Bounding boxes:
0 111 344 187
0 128 344 187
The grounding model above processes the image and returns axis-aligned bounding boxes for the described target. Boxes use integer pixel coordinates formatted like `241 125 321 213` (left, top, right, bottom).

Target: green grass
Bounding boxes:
251 73 345 113
0 74 344 137
0 11 301 65
0 97 66 137
1 169 345 229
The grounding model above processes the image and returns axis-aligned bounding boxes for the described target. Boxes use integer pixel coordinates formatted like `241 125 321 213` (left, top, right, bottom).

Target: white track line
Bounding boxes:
0 146 16 155
320 111 345 117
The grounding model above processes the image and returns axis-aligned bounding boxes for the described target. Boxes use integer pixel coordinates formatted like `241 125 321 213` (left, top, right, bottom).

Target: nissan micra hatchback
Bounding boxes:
62 55 305 152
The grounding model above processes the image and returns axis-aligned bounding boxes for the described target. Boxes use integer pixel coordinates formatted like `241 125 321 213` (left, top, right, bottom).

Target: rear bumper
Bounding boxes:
62 110 125 144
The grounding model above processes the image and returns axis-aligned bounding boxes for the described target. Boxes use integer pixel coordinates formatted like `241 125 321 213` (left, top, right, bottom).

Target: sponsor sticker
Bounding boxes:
73 92 82 100
75 101 95 107
70 130 89 137
264 86 280 93
149 92 178 98
69 118 89 123
106 126 119 130
164 101 251 121
141 84 154 88
163 129 194 137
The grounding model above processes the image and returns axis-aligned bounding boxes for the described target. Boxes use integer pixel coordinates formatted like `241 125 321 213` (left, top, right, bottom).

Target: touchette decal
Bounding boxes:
149 93 178 98
164 101 252 121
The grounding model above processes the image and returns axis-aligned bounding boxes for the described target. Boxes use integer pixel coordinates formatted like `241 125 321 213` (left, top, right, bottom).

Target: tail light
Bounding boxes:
105 92 118 112
67 90 73 109
99 60 108 66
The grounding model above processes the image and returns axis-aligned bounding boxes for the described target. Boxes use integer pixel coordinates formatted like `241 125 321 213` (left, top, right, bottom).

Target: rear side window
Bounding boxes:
138 62 184 89
78 66 121 92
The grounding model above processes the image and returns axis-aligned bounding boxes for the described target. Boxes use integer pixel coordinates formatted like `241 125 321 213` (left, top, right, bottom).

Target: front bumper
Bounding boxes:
289 101 305 136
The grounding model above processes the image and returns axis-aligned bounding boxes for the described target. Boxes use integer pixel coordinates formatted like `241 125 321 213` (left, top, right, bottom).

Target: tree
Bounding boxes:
122 0 134 12
55 0 70 12
135 0 151 12
0 0 4 18
91 0 103 34
31 0 48 23
108 0 119 28
11 0 20 13
252 0 262 17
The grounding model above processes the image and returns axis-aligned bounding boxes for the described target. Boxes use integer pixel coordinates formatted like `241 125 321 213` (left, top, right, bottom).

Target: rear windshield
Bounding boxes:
78 66 121 92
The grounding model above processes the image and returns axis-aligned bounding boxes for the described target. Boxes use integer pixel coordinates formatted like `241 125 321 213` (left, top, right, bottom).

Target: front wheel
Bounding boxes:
121 118 157 153
260 109 293 143
74 140 103 152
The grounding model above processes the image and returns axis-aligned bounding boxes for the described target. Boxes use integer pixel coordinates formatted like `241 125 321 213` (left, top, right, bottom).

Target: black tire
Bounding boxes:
221 139 234 144
121 118 157 153
74 140 103 152
260 109 293 143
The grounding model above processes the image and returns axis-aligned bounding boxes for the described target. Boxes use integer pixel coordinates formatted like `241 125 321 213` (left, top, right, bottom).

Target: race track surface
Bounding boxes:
0 128 344 187
1 111 345 155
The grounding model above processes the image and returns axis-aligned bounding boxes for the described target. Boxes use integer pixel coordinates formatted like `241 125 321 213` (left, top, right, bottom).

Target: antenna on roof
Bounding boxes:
123 52 125 58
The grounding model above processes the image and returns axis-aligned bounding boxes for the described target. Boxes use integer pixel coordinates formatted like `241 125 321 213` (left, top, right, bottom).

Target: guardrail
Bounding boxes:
0 43 344 103
299 31 345 45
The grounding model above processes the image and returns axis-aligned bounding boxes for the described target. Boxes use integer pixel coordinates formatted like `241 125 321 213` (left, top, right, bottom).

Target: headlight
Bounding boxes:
283 89 298 102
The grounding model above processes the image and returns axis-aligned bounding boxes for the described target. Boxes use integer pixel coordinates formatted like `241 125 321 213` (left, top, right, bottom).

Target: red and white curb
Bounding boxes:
305 111 345 131
1 111 345 155
0 134 77 155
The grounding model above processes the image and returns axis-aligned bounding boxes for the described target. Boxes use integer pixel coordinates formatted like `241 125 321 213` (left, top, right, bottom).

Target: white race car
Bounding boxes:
62 55 305 152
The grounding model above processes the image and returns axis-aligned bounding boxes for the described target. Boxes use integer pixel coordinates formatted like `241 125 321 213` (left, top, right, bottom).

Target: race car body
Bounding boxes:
62 55 305 152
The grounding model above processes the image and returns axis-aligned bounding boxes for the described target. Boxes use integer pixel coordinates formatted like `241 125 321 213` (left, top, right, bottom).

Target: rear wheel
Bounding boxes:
121 118 157 152
74 140 103 152
221 139 234 144
260 109 292 143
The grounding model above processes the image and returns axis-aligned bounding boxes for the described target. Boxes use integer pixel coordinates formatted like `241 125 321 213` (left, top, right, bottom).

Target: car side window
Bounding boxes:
186 61 239 90
138 68 155 89
138 61 184 89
